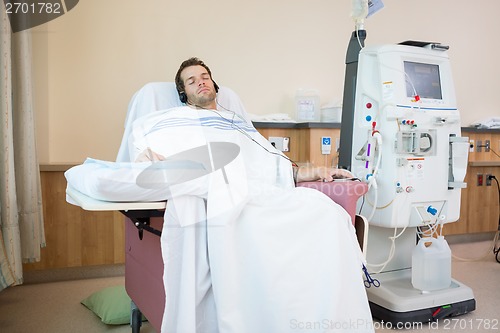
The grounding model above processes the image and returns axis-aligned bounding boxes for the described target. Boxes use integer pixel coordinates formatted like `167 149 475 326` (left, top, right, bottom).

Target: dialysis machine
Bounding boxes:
340 38 476 324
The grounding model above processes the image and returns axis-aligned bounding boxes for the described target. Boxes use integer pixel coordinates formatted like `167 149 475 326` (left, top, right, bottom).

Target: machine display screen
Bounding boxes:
404 61 442 100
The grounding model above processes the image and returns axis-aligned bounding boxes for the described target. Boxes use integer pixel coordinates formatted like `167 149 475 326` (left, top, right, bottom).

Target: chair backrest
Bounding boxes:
116 82 252 162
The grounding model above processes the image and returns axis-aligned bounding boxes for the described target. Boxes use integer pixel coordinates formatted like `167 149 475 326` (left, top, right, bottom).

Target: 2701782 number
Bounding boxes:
442 318 499 330
5 2 62 14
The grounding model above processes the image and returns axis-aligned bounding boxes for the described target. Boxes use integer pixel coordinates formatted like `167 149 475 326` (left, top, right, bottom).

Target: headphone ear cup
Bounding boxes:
179 92 187 103
213 81 219 93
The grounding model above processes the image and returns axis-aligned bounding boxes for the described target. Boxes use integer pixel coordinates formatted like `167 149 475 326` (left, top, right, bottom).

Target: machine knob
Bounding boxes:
427 206 438 216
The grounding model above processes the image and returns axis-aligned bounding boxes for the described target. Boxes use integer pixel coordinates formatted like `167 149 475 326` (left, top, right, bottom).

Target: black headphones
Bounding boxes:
179 80 219 104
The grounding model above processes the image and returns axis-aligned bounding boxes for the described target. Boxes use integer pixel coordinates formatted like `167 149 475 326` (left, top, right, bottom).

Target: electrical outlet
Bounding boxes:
485 140 490 152
476 140 482 152
477 174 483 186
269 137 290 152
485 174 492 186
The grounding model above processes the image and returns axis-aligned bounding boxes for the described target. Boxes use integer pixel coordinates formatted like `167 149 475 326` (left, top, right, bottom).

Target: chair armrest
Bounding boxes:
66 184 167 211
296 181 368 224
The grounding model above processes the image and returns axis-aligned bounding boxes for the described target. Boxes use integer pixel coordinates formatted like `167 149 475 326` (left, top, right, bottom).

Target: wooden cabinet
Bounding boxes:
23 166 126 271
25 126 499 271
255 122 341 168
443 130 500 235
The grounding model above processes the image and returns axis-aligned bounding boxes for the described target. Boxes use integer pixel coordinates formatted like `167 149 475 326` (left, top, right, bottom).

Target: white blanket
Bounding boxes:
65 107 374 333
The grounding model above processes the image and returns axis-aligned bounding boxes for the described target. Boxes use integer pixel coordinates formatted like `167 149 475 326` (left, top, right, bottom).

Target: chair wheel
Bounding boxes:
131 308 142 333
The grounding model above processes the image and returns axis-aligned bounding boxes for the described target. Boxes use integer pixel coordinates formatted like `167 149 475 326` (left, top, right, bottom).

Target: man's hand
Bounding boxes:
329 168 355 180
296 166 354 183
135 147 166 162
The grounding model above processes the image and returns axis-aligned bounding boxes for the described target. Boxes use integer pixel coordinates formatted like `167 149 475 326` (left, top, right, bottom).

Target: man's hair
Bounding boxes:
175 57 214 94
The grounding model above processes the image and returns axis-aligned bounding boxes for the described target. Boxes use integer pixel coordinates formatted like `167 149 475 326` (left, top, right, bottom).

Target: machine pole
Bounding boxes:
338 29 366 170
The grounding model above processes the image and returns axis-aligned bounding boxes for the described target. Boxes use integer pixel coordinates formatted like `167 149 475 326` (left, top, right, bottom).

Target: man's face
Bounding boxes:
180 65 217 108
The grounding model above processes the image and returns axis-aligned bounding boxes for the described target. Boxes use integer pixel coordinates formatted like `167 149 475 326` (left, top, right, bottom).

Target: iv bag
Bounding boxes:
351 0 368 26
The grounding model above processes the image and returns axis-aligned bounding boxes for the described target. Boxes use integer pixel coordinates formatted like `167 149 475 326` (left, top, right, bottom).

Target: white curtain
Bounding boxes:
0 8 45 291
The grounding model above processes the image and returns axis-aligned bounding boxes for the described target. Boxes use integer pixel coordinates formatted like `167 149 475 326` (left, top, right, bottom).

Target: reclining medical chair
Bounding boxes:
68 82 369 332
115 82 257 331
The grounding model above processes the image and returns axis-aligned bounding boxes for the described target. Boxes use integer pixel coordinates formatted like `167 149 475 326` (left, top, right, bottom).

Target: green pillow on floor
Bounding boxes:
81 285 145 325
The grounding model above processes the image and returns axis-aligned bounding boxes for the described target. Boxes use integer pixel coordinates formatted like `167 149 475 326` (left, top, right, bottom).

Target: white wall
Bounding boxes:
32 0 500 163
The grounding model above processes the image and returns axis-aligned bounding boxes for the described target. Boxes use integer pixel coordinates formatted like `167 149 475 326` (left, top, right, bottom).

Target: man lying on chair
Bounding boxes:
66 58 374 333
